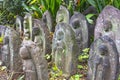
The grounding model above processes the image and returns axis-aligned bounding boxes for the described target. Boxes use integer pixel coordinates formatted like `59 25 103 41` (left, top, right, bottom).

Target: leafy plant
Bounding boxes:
78 48 89 62
86 13 96 24
70 74 83 80
0 0 26 25
87 0 120 13
50 63 64 80
22 0 62 18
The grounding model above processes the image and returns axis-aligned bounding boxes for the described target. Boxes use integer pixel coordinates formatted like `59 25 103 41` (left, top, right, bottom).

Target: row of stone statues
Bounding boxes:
0 5 120 80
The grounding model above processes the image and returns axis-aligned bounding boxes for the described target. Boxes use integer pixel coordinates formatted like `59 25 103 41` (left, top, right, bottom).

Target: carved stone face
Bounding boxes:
32 27 40 36
71 18 82 43
98 44 108 56
71 19 80 29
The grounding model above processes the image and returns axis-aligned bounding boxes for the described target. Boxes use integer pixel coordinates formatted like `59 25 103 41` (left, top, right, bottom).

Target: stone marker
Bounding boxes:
56 5 70 24
88 36 119 80
42 10 53 32
52 23 79 77
70 12 88 51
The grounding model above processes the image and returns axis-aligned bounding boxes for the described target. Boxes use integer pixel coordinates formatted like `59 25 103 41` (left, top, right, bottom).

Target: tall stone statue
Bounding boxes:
52 23 79 77
19 13 49 80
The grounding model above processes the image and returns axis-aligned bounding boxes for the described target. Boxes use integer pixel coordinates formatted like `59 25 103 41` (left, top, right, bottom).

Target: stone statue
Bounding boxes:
88 36 119 80
70 12 88 51
52 23 79 77
42 10 53 32
15 15 24 39
19 41 37 80
56 5 70 24
0 26 22 79
19 14 37 80
19 15 49 80
33 19 51 57
1 36 10 68
94 5 120 66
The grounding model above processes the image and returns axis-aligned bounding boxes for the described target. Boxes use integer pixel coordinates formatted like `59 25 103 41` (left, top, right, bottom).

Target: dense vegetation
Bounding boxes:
1 0 120 25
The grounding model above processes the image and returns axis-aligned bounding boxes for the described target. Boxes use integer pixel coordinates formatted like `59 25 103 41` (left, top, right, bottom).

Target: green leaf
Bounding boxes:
30 5 42 17
74 74 80 80
29 0 37 5
82 48 90 53
77 65 84 69
87 0 96 7
86 14 95 24
22 2 31 12
17 75 24 80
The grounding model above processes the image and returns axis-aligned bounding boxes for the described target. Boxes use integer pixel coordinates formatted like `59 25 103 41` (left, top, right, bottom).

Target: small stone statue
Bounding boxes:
70 12 88 51
19 41 37 80
56 5 70 24
42 10 53 32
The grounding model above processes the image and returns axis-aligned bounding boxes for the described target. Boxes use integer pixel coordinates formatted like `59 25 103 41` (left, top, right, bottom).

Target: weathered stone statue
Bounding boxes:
88 36 119 80
0 27 22 79
8 28 22 71
19 40 37 80
15 15 23 39
70 12 88 51
19 14 49 80
33 19 51 57
56 5 70 24
1 36 10 67
94 6 120 65
42 10 53 32
52 23 79 77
